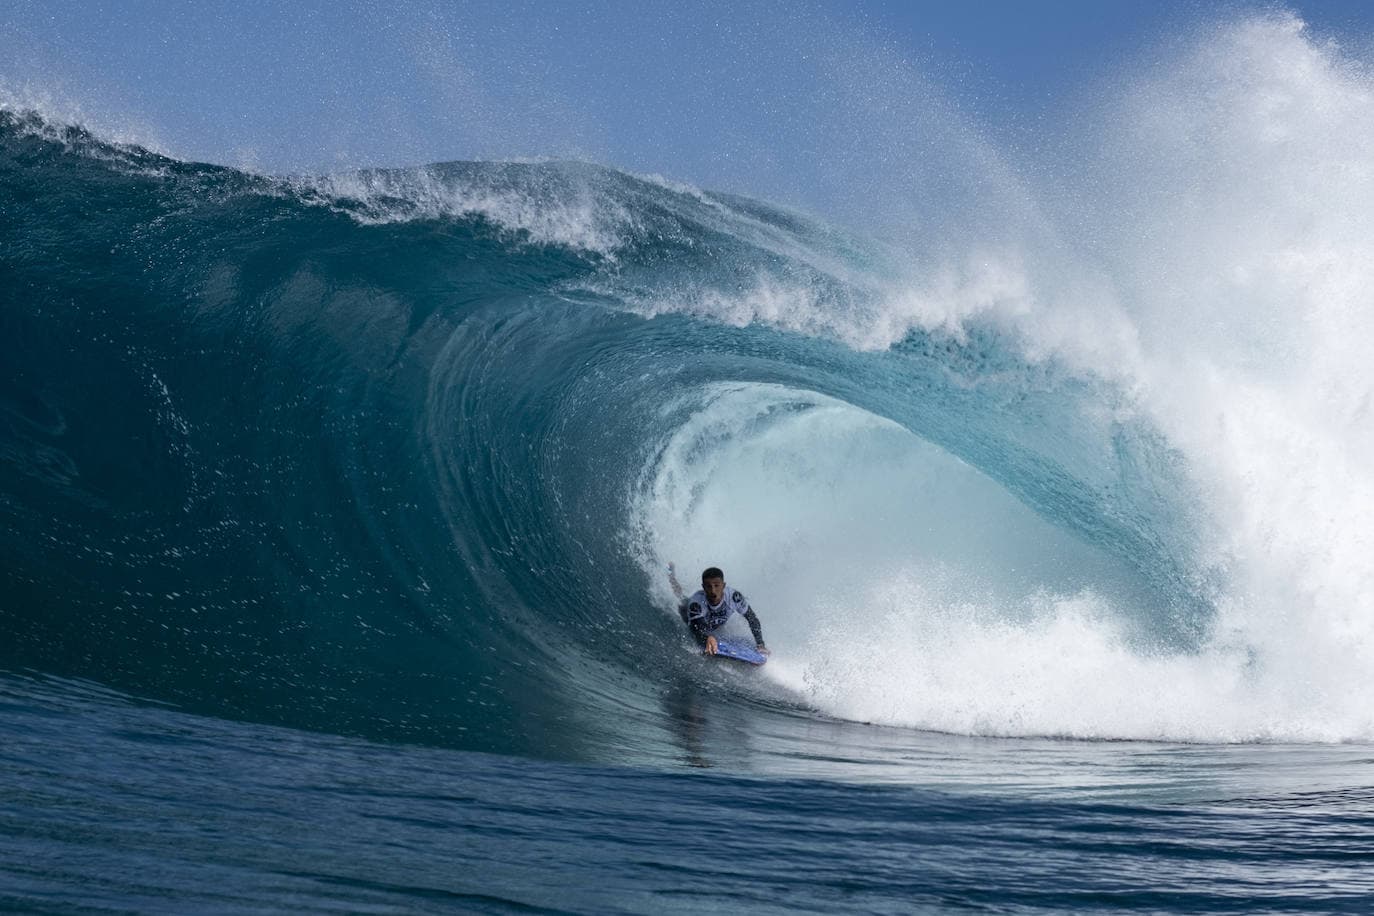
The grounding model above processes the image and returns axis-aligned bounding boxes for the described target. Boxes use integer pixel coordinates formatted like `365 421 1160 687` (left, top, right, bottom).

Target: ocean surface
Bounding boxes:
4 13 1374 910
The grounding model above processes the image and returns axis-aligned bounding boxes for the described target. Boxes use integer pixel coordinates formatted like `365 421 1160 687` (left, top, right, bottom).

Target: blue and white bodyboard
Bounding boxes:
712 638 767 666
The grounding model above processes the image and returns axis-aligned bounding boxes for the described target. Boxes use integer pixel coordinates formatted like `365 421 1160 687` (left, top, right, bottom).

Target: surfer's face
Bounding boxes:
702 576 725 605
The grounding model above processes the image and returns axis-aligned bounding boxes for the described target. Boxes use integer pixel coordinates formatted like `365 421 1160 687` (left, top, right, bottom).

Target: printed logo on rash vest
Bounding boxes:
688 589 748 632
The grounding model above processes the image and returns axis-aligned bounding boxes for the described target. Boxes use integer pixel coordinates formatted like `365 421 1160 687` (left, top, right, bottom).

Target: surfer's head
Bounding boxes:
701 567 725 604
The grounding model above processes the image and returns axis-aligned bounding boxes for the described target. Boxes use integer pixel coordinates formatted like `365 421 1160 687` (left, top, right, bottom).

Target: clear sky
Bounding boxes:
3 0 1371 218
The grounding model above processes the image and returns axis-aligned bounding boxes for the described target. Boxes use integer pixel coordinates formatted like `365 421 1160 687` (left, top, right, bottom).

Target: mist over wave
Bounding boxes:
1 11 1372 757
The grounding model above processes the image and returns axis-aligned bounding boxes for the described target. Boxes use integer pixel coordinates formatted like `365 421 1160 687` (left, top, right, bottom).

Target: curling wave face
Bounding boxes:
2 12 1373 759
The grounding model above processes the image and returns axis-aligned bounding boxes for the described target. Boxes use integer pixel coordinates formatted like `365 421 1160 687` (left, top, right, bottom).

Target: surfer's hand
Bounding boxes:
756 644 770 656
704 635 718 655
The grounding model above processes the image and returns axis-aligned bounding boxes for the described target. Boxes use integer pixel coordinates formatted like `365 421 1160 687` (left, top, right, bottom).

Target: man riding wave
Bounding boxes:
668 563 768 657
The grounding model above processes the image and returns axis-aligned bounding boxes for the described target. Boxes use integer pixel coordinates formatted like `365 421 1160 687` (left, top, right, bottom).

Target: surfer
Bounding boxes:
668 563 768 657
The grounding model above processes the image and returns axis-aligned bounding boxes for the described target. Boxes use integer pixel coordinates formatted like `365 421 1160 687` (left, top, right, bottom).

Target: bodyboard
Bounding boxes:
712 638 767 666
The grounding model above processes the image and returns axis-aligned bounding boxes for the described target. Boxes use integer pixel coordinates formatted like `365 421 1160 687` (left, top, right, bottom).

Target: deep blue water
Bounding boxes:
3 103 1374 913
5 673 1374 914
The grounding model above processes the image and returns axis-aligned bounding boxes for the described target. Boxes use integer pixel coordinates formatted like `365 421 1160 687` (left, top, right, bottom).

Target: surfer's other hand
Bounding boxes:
757 644 770 656
704 635 718 655
667 562 684 598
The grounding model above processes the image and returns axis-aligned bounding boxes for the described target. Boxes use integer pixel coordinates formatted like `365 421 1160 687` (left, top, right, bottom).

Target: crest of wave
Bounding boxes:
298 162 639 256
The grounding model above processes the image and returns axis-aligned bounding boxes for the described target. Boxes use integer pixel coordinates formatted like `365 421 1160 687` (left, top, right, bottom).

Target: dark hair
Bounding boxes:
701 567 724 582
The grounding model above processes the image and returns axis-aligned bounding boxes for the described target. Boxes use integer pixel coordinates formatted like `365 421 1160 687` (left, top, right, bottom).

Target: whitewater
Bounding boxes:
3 9 1374 913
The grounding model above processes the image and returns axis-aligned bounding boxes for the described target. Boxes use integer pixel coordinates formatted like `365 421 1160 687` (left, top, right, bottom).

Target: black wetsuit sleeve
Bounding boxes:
743 608 765 646
680 601 709 646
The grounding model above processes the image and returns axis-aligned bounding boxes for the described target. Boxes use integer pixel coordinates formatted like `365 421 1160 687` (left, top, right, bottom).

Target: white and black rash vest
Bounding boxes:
682 587 765 646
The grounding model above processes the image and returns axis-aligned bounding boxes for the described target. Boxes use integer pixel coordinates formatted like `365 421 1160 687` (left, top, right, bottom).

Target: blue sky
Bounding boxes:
3 0 1371 215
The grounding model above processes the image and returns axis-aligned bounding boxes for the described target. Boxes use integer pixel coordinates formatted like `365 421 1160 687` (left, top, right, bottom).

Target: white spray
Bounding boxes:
637 14 1374 743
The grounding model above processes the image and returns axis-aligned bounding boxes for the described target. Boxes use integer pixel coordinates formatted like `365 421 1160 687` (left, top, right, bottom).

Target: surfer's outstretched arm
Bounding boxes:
680 598 718 653
688 615 717 654
685 609 711 647
743 607 767 653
